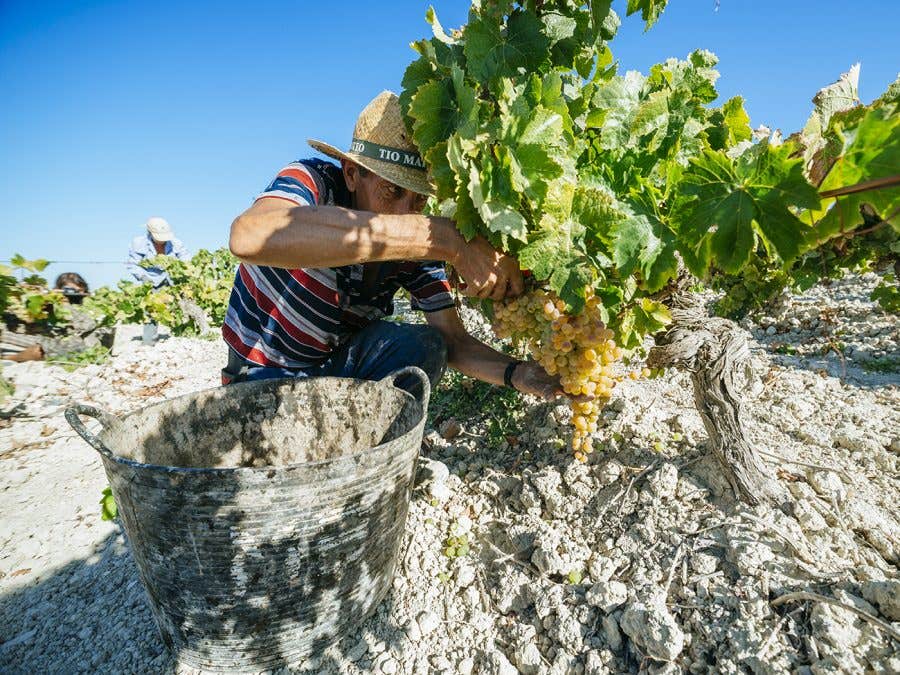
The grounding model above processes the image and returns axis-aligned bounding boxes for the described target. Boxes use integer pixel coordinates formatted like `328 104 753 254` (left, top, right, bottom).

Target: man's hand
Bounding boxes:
510 360 567 400
452 236 524 301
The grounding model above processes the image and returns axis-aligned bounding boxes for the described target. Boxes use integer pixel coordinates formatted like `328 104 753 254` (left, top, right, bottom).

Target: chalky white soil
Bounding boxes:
0 275 898 674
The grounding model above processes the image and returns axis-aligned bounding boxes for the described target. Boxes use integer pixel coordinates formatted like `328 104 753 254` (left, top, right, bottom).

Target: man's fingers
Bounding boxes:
490 276 509 301
508 269 525 297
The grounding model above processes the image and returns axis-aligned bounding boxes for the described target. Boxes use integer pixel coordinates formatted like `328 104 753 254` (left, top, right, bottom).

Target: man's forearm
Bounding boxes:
446 332 516 387
230 204 464 268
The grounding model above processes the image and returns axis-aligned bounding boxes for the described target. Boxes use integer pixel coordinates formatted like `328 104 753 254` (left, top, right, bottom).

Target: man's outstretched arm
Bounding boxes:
425 307 565 400
229 198 523 301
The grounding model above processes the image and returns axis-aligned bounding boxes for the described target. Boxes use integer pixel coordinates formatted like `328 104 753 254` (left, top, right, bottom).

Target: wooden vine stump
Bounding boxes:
647 300 790 508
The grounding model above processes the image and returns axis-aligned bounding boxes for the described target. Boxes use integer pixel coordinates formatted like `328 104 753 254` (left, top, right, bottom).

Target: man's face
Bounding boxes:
343 161 428 215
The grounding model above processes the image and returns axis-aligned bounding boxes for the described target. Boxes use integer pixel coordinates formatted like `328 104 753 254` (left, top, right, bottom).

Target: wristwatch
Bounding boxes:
504 360 524 390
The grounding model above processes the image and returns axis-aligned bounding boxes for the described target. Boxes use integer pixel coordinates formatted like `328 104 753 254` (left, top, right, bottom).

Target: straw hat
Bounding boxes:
308 91 433 196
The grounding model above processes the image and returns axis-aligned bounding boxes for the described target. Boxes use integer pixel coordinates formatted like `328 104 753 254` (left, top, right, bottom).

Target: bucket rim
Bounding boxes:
71 372 427 475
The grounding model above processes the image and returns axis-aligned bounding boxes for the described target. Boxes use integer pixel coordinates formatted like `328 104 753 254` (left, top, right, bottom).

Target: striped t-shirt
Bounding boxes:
222 158 455 369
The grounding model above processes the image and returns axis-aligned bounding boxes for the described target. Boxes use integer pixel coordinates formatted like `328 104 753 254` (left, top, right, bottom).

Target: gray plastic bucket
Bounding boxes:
65 366 430 673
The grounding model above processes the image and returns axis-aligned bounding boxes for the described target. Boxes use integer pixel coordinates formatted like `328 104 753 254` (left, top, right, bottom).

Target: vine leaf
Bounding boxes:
672 144 820 275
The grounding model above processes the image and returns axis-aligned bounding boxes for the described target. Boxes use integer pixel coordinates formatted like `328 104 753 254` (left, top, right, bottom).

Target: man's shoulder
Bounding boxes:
130 235 147 249
290 158 351 207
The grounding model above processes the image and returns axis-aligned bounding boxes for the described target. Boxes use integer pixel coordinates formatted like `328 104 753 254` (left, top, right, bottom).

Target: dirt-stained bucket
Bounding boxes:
65 366 430 673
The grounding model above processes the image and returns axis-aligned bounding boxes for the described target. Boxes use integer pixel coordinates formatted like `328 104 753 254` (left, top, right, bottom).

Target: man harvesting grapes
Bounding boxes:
222 91 563 400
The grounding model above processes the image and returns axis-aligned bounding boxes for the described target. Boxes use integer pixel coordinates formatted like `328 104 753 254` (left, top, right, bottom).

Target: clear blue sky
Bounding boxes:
2 1 897 289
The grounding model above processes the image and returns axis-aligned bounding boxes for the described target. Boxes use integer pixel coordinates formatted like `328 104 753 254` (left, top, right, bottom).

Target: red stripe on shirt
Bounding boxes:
239 265 330 351
278 167 320 203
222 322 279 367
288 268 340 305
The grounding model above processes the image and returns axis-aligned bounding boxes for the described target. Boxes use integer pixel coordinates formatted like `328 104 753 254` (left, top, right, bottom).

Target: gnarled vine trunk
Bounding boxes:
647 298 789 507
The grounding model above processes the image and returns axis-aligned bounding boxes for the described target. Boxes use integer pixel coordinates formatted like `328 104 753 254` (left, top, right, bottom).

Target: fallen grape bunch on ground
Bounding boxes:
0 274 898 674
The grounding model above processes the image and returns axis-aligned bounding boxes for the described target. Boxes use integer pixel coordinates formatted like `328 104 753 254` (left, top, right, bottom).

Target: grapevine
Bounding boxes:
400 0 898 465
85 248 237 335
0 255 70 328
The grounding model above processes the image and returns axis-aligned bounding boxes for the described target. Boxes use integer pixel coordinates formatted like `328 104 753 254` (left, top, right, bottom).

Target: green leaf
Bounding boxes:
611 206 678 292
873 73 900 106
812 63 860 127
589 0 618 40
100 486 118 521
589 72 644 149
519 107 565 147
550 260 592 313
631 90 669 144
672 145 820 274
509 143 564 205
706 96 752 150
625 0 669 30
400 56 436 120
517 221 580 280
541 12 577 46
463 9 549 83
409 80 459 152
480 201 528 241
810 106 900 243
425 142 454 200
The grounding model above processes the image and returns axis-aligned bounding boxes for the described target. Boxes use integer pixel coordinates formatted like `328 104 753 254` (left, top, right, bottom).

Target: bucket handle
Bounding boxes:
380 366 431 409
65 404 120 459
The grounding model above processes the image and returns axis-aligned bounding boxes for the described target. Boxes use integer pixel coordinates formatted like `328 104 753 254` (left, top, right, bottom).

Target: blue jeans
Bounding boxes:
222 320 447 400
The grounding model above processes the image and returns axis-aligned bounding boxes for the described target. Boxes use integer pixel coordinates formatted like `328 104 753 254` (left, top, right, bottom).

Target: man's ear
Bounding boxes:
341 159 359 192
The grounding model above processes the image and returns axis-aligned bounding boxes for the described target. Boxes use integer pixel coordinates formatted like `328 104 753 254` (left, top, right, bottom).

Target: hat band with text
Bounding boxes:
349 138 426 171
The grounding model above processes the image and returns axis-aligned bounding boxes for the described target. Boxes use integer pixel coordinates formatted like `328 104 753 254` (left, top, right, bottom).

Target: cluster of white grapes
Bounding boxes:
493 288 647 462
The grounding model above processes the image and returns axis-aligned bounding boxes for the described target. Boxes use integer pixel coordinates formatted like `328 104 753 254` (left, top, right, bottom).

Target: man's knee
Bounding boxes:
404 324 447 384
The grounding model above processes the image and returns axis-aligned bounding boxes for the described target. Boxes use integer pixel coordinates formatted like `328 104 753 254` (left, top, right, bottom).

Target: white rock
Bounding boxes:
458 657 474 675
594 460 622 486
584 649 608 675
531 530 567 575
620 600 685 662
485 648 519 675
860 580 900 621
690 552 719 575
793 499 827 532
514 641 543 674
587 555 615 582
378 656 398 674
417 610 440 636
455 563 477 589
346 638 368 662
810 603 861 649
429 480 452 502
431 655 452 671
405 618 422 642
832 428 881 454
806 470 846 502
454 515 473 535
586 581 628 613
727 540 775 575
416 456 450 488
646 463 678 498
